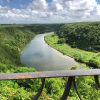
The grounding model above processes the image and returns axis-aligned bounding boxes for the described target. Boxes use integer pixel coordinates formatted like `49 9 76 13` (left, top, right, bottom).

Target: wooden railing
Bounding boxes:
0 69 100 100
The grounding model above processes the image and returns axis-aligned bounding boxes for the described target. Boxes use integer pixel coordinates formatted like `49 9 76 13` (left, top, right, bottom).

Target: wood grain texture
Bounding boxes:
0 69 100 80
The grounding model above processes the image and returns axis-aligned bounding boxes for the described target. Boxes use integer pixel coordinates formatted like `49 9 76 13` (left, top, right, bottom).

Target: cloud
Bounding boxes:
0 0 100 24
28 0 48 11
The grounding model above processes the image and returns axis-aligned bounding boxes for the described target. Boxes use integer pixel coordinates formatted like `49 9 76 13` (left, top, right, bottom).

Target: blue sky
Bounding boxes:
0 0 52 8
97 0 100 3
0 0 99 8
0 0 100 24
0 0 33 8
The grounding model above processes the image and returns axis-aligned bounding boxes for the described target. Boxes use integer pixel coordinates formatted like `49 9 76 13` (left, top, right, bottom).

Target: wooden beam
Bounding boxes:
0 69 100 80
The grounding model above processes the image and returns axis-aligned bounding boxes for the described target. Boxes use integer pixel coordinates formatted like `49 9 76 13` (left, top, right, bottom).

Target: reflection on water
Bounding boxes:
20 33 78 71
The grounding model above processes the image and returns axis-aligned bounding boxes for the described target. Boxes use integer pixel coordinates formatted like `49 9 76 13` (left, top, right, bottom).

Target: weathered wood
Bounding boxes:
0 69 100 80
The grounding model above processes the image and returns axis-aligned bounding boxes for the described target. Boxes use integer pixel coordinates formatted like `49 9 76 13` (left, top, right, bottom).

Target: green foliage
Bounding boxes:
0 80 33 100
0 24 62 66
0 23 100 100
45 33 100 99
0 64 36 100
45 32 100 68
45 78 65 99
0 26 36 65
57 22 100 51
58 38 66 44
0 24 65 100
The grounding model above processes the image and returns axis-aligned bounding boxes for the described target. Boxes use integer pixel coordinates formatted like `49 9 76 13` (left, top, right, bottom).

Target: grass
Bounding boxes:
45 34 100 68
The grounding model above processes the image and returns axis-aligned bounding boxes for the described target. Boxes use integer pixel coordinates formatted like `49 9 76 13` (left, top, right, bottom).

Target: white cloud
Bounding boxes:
0 0 100 24
28 0 48 11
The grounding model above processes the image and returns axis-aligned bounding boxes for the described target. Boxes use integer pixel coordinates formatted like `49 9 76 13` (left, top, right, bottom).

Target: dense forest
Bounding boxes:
57 22 100 52
0 23 100 100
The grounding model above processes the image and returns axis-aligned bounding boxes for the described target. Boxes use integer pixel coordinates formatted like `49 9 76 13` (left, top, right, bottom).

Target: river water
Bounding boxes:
20 33 78 71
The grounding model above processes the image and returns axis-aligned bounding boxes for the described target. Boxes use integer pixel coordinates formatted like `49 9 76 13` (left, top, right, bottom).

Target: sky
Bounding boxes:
0 0 100 24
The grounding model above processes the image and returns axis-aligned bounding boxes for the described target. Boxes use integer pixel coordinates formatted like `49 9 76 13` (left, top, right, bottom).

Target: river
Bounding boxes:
20 33 78 71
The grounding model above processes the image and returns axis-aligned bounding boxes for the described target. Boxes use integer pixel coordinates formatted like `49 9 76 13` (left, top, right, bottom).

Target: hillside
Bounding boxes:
57 22 100 52
45 22 100 68
0 24 62 66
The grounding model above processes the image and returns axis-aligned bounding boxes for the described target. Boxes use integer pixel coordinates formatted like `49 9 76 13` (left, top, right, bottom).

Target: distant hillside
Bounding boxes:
57 22 100 52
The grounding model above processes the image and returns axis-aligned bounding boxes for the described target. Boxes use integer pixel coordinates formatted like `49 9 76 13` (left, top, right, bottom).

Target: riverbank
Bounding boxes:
45 34 100 68
21 33 79 71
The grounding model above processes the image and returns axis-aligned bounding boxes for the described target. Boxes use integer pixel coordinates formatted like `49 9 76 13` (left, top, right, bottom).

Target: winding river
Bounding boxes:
20 33 78 71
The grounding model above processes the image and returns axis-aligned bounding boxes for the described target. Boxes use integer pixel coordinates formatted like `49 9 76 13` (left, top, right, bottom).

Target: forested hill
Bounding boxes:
0 24 62 66
57 22 100 52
